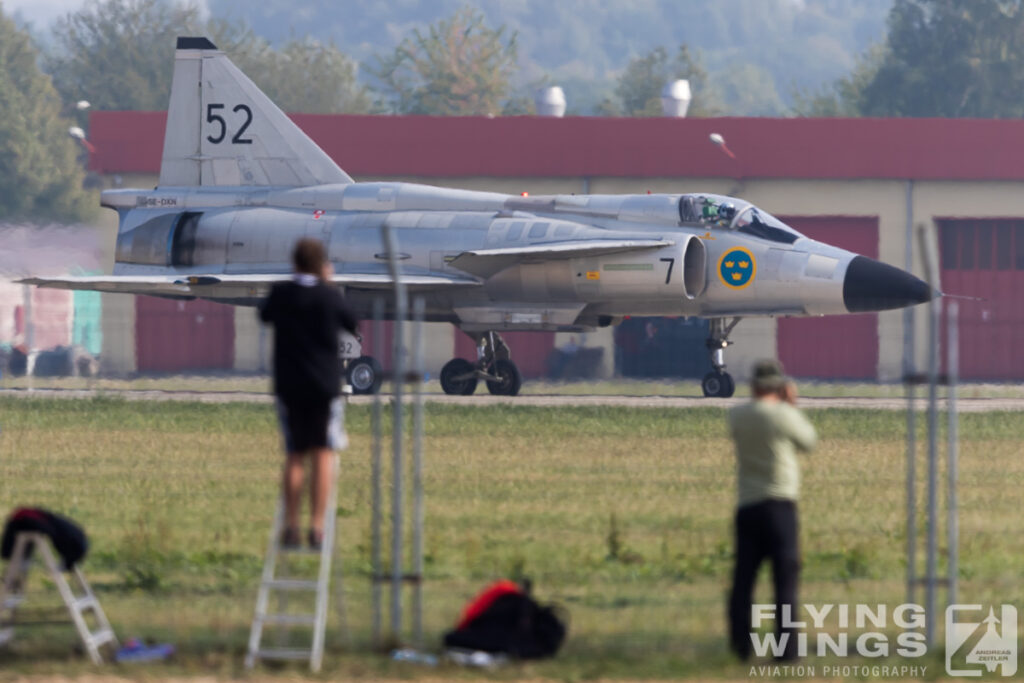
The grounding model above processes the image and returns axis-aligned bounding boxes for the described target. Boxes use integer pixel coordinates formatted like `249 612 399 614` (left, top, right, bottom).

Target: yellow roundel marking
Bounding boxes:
717 246 757 290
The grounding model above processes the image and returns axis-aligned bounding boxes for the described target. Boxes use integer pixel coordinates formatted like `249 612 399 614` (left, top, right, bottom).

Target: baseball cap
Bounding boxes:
751 359 788 391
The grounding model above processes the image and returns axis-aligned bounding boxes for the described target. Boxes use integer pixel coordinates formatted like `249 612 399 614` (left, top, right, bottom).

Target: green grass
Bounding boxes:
0 397 1021 679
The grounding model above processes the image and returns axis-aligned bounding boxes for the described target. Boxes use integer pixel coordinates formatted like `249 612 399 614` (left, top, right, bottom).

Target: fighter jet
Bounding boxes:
23 37 933 397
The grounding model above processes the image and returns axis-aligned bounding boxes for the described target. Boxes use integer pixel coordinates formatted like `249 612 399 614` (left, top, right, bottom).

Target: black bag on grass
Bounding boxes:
444 580 568 659
1 508 88 570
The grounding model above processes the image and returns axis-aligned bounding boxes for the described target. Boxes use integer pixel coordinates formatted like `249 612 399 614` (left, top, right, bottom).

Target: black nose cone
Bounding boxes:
843 255 933 313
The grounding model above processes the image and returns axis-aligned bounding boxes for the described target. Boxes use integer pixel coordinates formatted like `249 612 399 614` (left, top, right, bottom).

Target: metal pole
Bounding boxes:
411 297 425 645
381 222 407 643
918 224 940 646
947 301 959 607
23 285 35 385
370 296 384 646
905 360 917 607
903 181 917 606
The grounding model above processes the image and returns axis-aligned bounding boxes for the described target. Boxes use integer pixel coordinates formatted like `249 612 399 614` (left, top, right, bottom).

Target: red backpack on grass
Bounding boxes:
444 579 568 659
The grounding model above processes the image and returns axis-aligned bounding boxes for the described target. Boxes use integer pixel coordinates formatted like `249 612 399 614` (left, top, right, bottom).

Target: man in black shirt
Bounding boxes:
259 238 359 548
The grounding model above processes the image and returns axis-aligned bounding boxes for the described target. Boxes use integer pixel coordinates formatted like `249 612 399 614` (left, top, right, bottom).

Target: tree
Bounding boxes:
599 45 721 117
205 0 894 115
0 10 95 221
47 0 201 111
46 0 372 114
371 7 518 115
209 22 374 114
792 45 885 117
803 0 1024 118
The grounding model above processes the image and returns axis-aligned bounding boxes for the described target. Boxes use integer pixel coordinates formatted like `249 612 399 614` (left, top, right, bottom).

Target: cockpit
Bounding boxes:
678 194 802 245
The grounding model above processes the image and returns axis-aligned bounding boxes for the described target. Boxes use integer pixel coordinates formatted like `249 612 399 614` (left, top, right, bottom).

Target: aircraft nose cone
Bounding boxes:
843 255 933 313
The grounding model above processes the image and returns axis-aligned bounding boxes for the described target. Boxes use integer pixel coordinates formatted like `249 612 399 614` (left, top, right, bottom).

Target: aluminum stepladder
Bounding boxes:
245 453 346 672
0 531 119 664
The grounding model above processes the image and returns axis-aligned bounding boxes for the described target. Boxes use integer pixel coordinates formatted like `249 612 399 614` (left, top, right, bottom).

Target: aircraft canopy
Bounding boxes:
678 193 802 244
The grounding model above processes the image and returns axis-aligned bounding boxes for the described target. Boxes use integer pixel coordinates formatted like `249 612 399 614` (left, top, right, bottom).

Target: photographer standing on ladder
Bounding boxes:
259 238 359 550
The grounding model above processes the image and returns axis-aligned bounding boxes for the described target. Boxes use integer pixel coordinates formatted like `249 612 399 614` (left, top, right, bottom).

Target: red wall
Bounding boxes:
453 329 555 379
355 320 393 371
776 216 880 380
135 297 235 372
91 110 1024 182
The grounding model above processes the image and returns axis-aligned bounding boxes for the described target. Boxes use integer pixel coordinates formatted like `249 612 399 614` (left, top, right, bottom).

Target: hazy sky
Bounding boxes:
5 0 208 27
5 0 82 25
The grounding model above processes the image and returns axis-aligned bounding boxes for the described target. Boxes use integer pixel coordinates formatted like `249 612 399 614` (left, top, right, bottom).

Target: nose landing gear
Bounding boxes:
440 331 522 397
702 317 741 398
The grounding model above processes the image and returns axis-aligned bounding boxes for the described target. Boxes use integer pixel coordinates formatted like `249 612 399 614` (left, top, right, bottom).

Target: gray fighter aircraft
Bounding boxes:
24 37 933 397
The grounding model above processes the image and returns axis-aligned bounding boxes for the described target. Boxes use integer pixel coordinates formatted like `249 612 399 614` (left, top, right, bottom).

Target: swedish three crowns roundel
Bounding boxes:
718 247 756 289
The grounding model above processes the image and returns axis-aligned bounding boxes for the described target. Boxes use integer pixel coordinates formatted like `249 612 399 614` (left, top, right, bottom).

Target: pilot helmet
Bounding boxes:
718 202 737 220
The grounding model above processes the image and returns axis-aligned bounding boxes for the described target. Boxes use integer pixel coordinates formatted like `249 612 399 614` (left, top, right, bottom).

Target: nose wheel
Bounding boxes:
702 371 735 398
702 317 741 398
441 330 522 397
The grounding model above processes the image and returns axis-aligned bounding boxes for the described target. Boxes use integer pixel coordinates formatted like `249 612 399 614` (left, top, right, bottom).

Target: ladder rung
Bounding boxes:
264 579 319 591
256 647 312 661
86 628 115 646
72 597 97 612
279 546 322 556
263 613 316 626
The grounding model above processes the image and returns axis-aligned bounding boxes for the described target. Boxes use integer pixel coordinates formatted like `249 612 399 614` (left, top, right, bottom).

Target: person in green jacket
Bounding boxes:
727 359 817 661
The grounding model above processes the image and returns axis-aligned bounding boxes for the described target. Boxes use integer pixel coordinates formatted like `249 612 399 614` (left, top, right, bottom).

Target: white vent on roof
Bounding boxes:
661 79 691 117
535 86 566 117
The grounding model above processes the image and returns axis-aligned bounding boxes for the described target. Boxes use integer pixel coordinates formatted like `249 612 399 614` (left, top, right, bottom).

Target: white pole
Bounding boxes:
917 224 940 647
23 285 36 384
904 180 917 605
370 297 384 646
946 301 959 607
411 297 425 645
380 222 406 643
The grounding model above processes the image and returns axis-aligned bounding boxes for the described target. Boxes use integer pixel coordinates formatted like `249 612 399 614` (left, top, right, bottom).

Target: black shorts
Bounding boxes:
275 397 345 453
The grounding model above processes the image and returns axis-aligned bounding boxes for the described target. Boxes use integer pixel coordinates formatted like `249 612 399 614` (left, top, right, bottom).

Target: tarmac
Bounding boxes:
2 388 1022 411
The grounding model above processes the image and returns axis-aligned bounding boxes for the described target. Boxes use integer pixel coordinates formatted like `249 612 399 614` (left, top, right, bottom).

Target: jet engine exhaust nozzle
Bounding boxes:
842 255 933 313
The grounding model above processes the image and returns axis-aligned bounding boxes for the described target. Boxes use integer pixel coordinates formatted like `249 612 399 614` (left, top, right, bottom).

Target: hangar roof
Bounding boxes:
88 111 1024 181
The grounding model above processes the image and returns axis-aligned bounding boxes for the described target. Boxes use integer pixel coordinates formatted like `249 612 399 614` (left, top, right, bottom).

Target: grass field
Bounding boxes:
0 397 1021 679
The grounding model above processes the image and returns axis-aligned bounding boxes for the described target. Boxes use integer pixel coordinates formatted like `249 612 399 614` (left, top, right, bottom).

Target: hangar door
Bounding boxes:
136 297 235 372
938 219 1024 380
776 216 879 380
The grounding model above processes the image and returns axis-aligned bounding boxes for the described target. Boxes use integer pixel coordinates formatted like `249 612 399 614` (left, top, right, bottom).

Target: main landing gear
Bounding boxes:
702 317 741 398
440 331 522 396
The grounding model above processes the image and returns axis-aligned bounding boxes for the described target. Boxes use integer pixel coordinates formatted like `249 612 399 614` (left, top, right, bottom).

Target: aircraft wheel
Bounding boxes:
721 372 736 398
486 359 522 396
702 371 734 398
348 356 382 395
441 358 478 395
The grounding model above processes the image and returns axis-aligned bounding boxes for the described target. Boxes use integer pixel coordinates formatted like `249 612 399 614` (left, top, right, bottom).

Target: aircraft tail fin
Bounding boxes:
158 37 353 188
